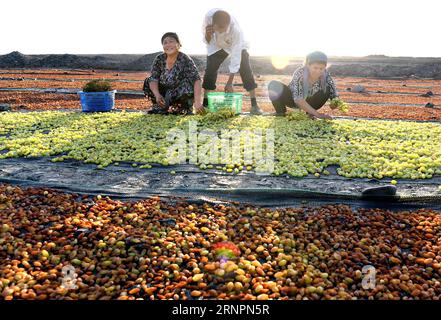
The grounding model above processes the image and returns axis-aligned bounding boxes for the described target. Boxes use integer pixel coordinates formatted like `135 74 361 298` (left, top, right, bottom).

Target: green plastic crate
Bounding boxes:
207 93 243 114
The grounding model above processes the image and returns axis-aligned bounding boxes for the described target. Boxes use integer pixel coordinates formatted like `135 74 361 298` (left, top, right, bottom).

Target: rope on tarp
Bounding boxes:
171 187 441 204
1 176 441 210
0 177 229 206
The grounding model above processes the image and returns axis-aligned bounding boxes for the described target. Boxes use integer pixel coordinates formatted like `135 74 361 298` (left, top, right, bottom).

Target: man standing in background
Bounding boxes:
202 9 263 115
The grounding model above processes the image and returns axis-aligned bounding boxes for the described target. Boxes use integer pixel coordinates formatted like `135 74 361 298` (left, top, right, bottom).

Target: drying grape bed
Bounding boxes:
1 111 441 180
1 184 441 300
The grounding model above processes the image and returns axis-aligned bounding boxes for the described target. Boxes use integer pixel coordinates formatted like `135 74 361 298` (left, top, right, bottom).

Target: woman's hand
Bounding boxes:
194 102 205 114
155 94 166 107
193 80 203 113
315 113 333 120
294 99 333 120
329 97 349 113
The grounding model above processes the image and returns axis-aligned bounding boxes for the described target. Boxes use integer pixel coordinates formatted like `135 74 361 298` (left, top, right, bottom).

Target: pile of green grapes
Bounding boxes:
330 98 349 113
1 111 441 180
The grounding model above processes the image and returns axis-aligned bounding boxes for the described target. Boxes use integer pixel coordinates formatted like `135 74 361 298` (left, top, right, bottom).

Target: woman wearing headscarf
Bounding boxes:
143 32 203 115
268 51 339 119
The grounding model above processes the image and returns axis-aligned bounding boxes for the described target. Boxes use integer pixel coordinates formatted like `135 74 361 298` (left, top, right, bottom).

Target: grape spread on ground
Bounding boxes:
1 111 440 179
1 184 440 300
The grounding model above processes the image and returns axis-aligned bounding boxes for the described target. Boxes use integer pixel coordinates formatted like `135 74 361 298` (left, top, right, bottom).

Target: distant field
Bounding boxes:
1 69 440 121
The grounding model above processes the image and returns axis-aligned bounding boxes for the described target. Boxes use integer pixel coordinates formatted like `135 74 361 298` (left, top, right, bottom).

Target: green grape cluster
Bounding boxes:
286 111 310 121
200 107 237 123
330 98 349 113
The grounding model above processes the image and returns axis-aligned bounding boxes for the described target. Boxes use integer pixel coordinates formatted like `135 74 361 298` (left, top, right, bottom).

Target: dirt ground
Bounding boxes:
1 70 441 120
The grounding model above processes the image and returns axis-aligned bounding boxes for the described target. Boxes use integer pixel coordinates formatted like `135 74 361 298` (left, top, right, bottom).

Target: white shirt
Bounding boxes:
202 8 249 74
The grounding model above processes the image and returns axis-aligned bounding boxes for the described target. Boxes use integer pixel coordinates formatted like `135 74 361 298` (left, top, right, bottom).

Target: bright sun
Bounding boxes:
270 56 291 70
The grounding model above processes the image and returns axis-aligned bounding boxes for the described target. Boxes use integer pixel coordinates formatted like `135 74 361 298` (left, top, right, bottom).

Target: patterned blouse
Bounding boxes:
148 52 201 92
288 66 338 101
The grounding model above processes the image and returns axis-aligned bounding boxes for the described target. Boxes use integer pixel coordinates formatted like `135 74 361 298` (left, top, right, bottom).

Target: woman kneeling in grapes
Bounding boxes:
268 51 345 119
143 32 203 115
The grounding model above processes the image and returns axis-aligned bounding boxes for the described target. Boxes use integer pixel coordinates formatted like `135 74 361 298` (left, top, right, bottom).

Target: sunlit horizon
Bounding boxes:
2 0 441 58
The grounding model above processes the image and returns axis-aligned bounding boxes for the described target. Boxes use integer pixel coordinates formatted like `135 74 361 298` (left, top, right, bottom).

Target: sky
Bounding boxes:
1 0 441 57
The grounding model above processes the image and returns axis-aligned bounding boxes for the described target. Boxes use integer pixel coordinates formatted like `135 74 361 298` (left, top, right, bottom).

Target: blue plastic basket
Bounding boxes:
78 90 116 112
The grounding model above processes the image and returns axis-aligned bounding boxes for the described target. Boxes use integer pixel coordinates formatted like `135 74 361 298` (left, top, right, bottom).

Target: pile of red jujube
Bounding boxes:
1 184 440 300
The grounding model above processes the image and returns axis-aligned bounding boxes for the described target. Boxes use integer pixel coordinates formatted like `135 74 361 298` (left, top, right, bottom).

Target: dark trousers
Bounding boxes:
202 49 258 92
268 80 330 115
144 82 194 115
